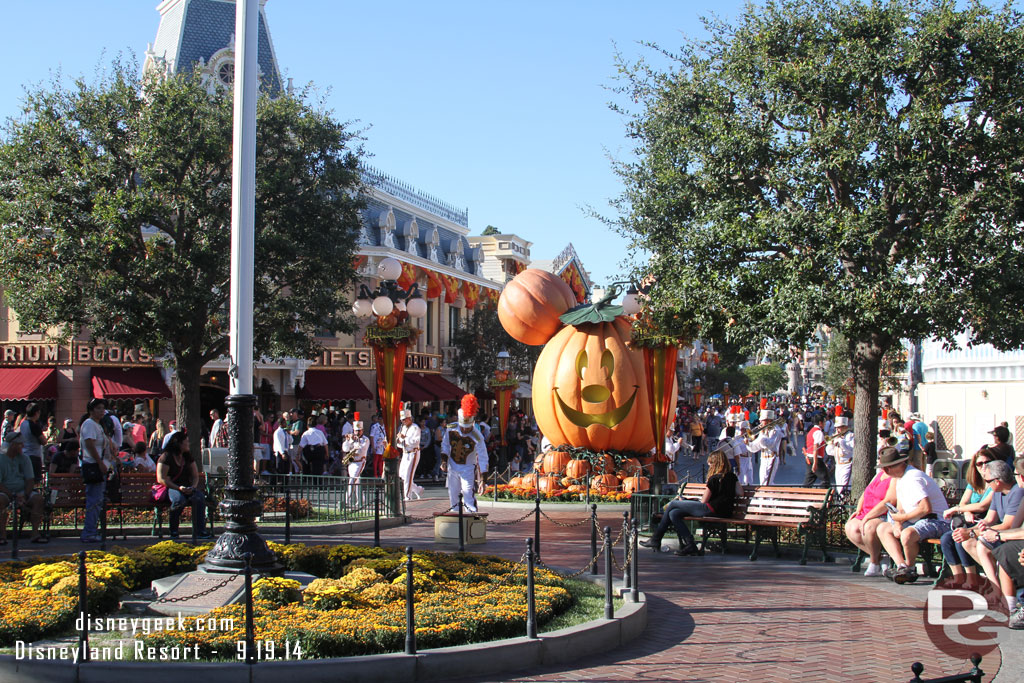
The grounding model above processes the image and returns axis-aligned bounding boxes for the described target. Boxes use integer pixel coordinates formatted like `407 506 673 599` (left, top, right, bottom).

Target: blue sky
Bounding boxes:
0 0 750 287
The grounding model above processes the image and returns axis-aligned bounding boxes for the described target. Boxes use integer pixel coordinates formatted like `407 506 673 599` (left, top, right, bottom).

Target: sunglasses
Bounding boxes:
976 460 992 467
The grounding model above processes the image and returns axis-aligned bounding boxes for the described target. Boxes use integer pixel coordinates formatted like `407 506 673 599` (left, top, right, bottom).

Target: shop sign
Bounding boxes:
312 348 441 372
0 342 159 367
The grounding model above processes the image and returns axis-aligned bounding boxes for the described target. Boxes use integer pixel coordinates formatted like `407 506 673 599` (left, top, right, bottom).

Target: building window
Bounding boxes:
448 306 460 345
426 299 435 346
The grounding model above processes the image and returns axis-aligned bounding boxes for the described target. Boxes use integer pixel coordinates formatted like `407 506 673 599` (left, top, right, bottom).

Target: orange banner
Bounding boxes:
397 262 417 290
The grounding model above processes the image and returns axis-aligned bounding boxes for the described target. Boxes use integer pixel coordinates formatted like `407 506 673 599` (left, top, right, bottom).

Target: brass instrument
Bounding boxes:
744 416 784 443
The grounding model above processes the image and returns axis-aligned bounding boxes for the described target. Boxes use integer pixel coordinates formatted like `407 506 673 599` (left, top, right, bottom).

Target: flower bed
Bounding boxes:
485 484 631 504
0 541 581 659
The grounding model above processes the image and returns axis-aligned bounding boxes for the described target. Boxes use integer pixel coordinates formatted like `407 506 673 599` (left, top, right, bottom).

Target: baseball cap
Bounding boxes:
989 425 1010 443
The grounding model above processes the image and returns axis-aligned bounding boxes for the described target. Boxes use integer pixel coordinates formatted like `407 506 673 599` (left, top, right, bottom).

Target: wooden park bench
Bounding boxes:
44 471 212 539
652 483 833 565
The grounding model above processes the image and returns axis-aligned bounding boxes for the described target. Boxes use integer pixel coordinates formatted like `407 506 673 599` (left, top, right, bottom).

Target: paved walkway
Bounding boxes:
8 484 1021 682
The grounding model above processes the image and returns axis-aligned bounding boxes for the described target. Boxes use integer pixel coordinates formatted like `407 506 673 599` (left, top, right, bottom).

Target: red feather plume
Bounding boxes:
759 398 768 410
834 405 843 417
353 411 360 421
460 394 479 418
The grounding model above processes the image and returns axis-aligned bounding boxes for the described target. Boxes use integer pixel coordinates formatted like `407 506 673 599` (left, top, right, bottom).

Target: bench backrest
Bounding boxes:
676 483 828 523
45 473 86 507
45 472 207 507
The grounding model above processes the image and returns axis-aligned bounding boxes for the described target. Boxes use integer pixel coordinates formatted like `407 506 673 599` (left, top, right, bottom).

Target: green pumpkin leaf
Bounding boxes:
559 302 624 326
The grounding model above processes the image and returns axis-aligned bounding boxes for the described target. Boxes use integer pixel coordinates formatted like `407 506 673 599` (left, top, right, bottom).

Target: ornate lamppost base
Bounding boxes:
201 393 281 574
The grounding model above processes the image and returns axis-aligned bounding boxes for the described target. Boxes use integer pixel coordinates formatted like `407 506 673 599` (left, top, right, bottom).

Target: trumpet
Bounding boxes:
744 416 785 442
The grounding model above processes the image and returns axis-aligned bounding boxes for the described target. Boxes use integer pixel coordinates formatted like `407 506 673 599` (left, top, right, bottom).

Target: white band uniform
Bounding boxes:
440 424 489 513
396 421 423 501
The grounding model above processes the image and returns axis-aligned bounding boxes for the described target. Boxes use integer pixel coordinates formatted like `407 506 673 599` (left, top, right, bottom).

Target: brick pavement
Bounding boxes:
10 485 1017 682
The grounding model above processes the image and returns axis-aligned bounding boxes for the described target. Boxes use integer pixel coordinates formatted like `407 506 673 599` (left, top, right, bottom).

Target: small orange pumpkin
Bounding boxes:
590 473 620 495
622 476 650 494
497 269 577 346
621 458 642 476
533 453 546 474
565 458 591 479
543 450 571 475
509 475 523 488
520 473 538 489
538 474 564 494
560 476 573 488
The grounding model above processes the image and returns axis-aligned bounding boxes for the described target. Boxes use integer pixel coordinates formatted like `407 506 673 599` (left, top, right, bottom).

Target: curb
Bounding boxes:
0 586 646 683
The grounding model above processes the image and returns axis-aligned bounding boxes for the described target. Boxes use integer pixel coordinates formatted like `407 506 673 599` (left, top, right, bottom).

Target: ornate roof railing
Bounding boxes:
361 165 469 227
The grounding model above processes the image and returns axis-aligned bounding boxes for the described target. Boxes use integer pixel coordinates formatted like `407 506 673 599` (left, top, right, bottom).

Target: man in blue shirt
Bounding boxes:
0 432 46 544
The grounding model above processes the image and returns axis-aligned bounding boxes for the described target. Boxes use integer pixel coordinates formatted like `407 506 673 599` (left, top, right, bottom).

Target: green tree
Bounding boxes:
0 62 365 454
481 225 500 236
450 306 539 393
742 364 787 396
823 333 852 395
614 0 1024 493
691 366 750 397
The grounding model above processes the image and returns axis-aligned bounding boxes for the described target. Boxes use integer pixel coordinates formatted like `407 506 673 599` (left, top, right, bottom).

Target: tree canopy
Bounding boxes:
613 0 1024 492
743 364 788 396
0 61 366 452
450 305 539 393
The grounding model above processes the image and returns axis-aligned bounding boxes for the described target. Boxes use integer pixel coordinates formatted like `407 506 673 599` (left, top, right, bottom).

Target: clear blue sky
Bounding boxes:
0 0 749 287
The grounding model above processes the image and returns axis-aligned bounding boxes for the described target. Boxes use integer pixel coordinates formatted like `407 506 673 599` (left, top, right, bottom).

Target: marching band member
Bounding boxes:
441 394 489 513
748 400 783 485
369 414 387 478
802 411 831 487
396 407 423 501
827 415 855 494
726 407 754 485
341 413 370 505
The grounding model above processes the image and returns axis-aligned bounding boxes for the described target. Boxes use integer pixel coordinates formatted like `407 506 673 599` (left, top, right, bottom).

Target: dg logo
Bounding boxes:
923 576 1009 659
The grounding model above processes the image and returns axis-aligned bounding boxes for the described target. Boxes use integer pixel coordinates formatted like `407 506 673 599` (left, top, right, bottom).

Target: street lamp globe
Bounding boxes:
352 298 374 317
371 295 394 317
406 297 428 318
496 349 511 372
622 291 641 316
378 257 402 281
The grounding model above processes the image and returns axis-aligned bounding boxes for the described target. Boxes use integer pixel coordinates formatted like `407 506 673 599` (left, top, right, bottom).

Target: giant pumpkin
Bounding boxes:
498 269 577 346
498 270 678 455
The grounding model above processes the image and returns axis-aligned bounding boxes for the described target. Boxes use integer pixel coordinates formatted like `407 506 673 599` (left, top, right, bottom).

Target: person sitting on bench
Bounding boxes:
0 432 46 544
641 450 742 556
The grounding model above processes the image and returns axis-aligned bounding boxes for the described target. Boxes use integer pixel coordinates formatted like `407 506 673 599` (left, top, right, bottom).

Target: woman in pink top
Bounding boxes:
845 469 897 576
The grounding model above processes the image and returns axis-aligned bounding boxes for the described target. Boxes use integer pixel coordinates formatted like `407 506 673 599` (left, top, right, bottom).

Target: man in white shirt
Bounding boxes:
273 410 293 475
441 394 489 513
397 409 423 501
162 421 179 451
748 406 783 485
80 398 115 542
876 446 950 584
341 414 370 505
826 417 855 494
299 421 329 475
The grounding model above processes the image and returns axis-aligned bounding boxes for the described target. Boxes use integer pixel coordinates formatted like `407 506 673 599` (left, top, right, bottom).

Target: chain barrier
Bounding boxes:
488 508 537 526
152 573 240 604
539 509 591 528
610 533 635 573
536 541 606 580
403 502 461 522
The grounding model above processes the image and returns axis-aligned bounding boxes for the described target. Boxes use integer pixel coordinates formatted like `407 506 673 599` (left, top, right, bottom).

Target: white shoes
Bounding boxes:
863 563 883 577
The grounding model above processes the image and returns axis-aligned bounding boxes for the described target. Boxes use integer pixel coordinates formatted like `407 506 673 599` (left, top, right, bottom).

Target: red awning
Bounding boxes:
401 373 438 403
92 367 172 400
417 373 464 400
0 367 59 400
297 370 373 401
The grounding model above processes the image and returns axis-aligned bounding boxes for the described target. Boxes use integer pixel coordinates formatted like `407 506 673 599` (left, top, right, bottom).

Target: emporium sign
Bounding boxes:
312 348 441 372
0 343 159 367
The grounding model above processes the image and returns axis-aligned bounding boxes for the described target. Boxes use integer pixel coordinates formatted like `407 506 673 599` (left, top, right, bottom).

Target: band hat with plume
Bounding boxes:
352 411 363 430
758 397 775 421
458 394 479 428
399 403 412 421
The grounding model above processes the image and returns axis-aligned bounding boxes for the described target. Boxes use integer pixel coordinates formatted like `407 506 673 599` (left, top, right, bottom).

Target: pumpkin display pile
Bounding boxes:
498 270 677 496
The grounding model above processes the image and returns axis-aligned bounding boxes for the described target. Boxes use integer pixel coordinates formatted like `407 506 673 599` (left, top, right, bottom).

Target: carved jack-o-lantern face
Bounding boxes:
533 317 665 453
554 348 638 429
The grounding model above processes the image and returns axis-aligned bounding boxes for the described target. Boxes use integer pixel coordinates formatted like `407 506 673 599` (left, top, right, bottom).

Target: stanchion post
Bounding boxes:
78 550 89 663
284 488 291 545
589 503 598 575
631 520 639 603
525 537 538 638
244 552 255 665
405 546 416 655
11 499 19 561
493 468 498 503
534 486 541 561
603 526 613 619
100 497 107 551
373 484 381 548
585 473 590 506
458 492 465 552
622 511 630 588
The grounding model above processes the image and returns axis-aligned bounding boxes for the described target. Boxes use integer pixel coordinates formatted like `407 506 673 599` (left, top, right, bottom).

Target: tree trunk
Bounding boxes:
172 357 205 463
850 333 890 498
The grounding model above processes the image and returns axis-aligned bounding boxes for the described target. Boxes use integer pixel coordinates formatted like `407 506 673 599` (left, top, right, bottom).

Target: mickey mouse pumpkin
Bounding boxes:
498 269 676 453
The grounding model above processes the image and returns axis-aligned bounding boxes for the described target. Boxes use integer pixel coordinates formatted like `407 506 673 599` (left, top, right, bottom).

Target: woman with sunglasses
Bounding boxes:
938 447 996 582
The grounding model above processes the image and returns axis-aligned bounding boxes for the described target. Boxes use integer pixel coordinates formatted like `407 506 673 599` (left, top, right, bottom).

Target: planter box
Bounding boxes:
433 512 487 545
